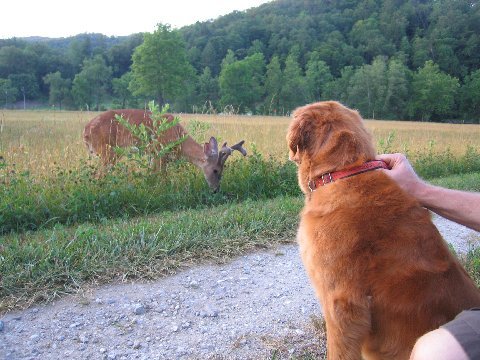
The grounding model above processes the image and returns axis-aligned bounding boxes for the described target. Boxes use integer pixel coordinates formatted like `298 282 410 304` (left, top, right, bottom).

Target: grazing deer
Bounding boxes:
83 109 247 191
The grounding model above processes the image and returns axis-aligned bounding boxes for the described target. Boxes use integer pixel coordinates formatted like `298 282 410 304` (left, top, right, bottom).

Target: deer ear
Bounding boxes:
204 137 218 157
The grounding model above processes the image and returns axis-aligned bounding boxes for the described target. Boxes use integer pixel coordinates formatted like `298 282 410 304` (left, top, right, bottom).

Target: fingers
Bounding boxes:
375 153 396 169
375 153 407 170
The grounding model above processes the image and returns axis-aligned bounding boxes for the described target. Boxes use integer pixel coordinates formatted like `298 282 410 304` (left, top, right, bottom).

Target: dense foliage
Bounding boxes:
1 0 480 121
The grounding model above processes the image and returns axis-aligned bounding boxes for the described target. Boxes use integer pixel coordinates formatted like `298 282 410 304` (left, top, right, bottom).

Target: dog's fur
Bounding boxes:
287 101 480 360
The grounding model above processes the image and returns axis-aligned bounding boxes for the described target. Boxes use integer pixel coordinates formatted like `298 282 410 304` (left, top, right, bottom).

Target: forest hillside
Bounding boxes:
0 0 479 121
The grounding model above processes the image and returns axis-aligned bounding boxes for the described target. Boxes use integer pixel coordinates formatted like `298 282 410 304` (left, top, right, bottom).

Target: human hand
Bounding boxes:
376 153 426 197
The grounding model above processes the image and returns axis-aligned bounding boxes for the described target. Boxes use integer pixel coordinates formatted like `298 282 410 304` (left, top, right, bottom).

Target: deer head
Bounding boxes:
201 137 247 192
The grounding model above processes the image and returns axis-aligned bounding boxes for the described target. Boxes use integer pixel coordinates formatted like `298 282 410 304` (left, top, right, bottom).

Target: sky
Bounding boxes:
0 0 272 39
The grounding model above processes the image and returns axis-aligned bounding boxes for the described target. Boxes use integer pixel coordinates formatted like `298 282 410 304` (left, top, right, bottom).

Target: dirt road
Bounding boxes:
1 215 478 360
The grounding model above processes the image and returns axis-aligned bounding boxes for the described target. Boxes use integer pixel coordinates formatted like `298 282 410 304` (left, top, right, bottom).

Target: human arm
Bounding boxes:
376 153 480 232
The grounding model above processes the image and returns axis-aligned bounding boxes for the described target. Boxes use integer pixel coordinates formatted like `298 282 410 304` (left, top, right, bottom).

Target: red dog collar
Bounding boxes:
308 160 389 191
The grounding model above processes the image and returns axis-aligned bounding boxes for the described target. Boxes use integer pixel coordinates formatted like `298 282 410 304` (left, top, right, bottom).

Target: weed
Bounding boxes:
112 102 186 170
378 131 396 154
413 145 480 180
464 240 480 286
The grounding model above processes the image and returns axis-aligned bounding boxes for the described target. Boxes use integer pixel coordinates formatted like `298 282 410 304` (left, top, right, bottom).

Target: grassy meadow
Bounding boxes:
1 110 480 174
1 109 480 314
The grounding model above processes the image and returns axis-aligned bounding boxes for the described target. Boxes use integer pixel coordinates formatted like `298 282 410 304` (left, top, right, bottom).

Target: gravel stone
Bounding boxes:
133 304 146 315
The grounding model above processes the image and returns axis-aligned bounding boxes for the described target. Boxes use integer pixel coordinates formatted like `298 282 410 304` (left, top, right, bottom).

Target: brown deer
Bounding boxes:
83 109 246 191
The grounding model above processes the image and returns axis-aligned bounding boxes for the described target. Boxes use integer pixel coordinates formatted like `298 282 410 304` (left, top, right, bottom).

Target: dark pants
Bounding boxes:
441 308 480 359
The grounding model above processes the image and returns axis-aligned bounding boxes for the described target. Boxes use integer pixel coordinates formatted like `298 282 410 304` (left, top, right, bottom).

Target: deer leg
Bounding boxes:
152 158 160 172
103 146 117 167
93 146 117 178
152 157 167 173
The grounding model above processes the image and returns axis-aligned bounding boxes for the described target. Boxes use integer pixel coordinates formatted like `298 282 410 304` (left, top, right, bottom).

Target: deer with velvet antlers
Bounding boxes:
83 109 246 192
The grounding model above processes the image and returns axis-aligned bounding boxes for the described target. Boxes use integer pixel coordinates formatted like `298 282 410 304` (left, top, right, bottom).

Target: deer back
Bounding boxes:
83 109 185 161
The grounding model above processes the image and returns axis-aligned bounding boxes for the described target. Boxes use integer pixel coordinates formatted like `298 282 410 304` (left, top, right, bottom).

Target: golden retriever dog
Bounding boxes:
287 101 480 360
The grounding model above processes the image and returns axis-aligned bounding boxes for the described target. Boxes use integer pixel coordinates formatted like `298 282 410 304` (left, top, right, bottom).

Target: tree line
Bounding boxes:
1 0 479 122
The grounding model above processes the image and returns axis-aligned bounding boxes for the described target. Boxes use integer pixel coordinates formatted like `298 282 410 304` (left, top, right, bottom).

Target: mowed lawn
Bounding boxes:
1 110 480 177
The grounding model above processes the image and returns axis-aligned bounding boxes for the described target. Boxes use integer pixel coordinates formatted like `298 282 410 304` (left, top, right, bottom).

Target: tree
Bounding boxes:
460 69 480 123
409 60 460 121
200 37 228 75
72 55 112 110
67 36 93 73
107 34 144 78
384 58 410 119
280 50 308 112
221 49 236 68
0 46 36 79
322 66 355 105
219 52 265 113
1 0 479 121
264 55 283 114
379 0 408 46
8 73 40 109
112 72 137 109
427 0 476 77
350 17 395 63
173 76 197 113
0 78 18 108
316 31 353 77
247 40 266 56
24 42 70 94
305 51 333 101
196 67 219 110
130 24 195 106
347 57 388 119
411 36 432 70
43 71 71 109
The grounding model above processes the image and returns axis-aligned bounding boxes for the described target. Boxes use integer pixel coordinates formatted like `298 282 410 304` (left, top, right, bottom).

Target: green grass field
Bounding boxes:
1 110 479 314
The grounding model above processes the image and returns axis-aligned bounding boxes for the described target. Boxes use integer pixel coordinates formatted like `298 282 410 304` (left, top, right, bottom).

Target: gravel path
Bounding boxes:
1 215 479 360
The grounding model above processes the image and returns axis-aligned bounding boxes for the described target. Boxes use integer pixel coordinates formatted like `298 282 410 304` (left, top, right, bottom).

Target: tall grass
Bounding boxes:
0 152 299 234
413 144 480 179
465 247 480 286
2 144 480 235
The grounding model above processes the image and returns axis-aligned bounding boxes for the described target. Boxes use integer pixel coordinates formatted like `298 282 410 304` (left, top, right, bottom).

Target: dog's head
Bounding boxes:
286 101 376 193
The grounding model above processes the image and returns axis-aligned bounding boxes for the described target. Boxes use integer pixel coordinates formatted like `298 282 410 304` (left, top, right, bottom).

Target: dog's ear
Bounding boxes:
287 115 315 162
319 129 360 167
